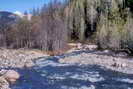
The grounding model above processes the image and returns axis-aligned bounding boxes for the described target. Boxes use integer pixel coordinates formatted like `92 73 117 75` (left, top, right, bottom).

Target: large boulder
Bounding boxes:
3 70 20 84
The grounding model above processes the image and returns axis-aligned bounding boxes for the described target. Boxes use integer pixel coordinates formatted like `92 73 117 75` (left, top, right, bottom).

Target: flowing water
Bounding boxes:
11 55 133 89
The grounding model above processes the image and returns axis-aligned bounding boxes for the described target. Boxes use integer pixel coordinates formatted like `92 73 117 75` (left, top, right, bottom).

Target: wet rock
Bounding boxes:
3 70 20 84
24 61 35 68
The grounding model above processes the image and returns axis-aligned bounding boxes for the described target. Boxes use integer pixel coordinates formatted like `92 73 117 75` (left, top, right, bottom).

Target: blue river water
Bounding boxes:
11 55 133 89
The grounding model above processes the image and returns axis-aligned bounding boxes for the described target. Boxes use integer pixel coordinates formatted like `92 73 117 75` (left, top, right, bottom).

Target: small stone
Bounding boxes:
77 43 83 49
24 61 34 68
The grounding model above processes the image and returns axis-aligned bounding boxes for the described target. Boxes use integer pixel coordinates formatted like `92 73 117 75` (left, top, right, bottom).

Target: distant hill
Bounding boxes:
0 11 20 29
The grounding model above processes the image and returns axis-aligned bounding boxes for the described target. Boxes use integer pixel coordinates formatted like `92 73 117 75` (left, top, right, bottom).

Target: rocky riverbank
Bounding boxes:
0 48 48 89
59 44 133 74
0 46 132 74
0 48 48 68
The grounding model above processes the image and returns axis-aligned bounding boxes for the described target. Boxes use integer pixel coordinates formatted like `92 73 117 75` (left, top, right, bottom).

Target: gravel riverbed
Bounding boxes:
59 49 133 74
0 49 48 69
0 48 133 74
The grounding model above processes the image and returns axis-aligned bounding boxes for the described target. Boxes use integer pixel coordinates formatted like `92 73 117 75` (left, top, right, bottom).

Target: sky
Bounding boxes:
0 0 50 13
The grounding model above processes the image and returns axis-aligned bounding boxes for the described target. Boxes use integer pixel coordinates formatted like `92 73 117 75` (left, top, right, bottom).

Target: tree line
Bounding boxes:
0 0 133 54
0 0 68 53
66 0 133 54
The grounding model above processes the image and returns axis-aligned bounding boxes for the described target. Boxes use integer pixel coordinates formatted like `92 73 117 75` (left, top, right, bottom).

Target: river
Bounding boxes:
11 56 133 89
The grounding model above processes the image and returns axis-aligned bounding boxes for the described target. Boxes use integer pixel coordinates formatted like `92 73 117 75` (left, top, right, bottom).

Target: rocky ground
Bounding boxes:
0 48 48 68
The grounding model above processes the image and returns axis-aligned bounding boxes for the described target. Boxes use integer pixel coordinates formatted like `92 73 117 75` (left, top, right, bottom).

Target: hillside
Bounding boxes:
0 11 20 28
